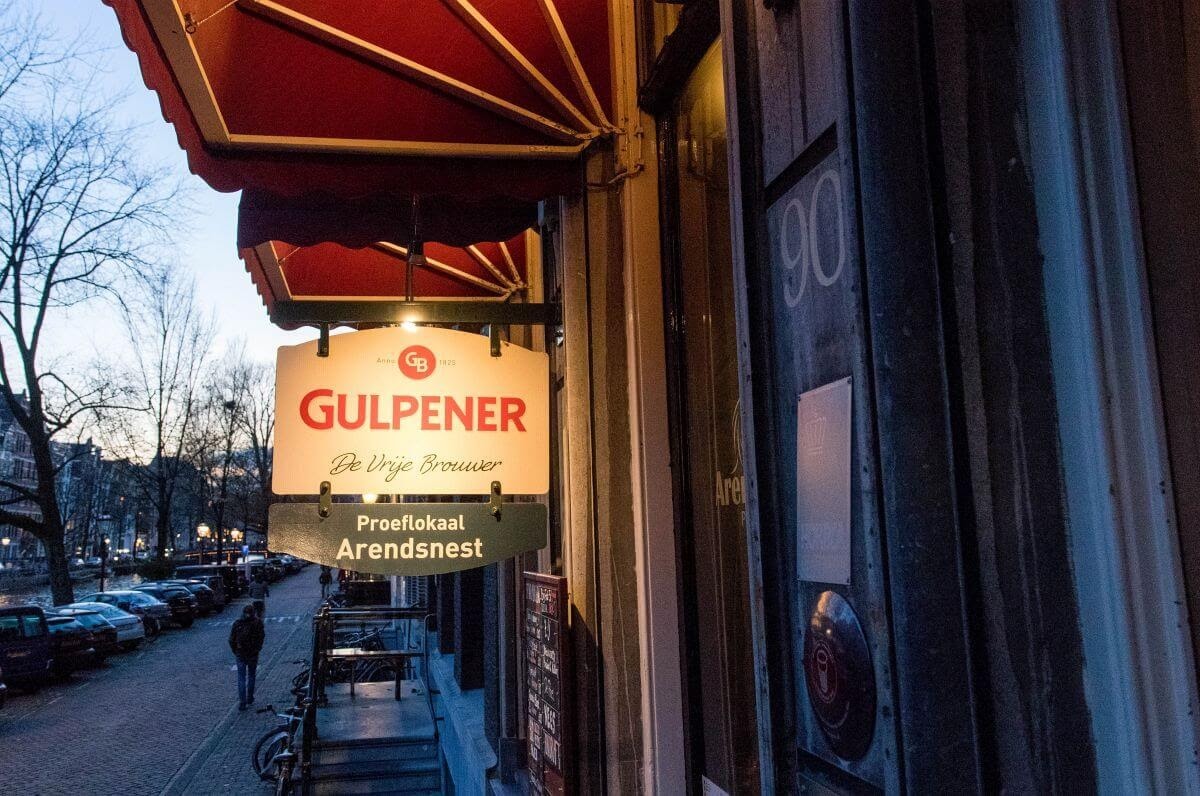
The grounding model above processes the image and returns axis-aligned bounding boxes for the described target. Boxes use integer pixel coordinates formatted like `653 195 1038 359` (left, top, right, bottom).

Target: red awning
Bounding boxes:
241 231 534 321
105 0 612 243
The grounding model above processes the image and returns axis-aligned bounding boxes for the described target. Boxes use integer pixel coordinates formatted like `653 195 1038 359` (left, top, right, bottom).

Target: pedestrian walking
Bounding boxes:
249 572 269 618
228 604 265 711
318 565 332 599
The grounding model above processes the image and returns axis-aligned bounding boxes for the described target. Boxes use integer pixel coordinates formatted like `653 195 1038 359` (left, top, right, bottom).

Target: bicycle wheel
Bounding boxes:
252 729 289 781
331 658 357 682
365 662 398 683
274 755 296 796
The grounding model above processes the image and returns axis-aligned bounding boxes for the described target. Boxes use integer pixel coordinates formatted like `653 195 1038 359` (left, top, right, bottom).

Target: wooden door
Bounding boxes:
725 0 983 790
659 38 762 795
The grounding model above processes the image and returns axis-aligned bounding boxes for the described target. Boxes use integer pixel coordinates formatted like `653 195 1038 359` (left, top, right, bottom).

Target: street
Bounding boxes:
0 571 322 796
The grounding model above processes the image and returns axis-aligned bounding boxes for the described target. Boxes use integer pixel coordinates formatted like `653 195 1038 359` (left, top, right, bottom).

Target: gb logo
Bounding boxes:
398 345 436 379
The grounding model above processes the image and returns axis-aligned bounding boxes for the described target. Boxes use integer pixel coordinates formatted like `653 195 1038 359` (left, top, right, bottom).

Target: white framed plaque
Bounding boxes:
796 377 853 584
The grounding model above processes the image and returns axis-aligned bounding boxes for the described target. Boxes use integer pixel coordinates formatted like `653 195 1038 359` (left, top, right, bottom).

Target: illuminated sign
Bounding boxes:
270 502 547 576
274 327 549 495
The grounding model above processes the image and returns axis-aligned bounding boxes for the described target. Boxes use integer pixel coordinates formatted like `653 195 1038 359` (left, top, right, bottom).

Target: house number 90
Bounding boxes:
780 168 846 308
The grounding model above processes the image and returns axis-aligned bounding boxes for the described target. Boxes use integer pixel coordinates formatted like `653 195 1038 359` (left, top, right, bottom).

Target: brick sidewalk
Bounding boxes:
168 595 319 795
0 567 324 796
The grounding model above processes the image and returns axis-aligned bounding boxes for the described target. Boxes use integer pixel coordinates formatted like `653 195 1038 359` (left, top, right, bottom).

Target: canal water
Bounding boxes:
0 573 147 608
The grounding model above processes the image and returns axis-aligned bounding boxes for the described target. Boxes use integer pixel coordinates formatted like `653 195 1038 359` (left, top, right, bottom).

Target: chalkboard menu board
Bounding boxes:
523 572 569 795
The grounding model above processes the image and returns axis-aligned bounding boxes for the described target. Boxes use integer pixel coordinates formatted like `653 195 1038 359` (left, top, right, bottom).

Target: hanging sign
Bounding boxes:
273 326 549 495
270 502 547 576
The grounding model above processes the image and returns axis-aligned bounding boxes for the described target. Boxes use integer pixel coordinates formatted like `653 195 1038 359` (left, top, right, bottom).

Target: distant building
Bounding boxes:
53 439 104 560
0 392 42 564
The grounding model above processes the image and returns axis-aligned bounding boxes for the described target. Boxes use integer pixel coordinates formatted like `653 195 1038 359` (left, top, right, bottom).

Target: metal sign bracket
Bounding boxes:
317 323 330 358
318 481 332 518
489 481 503 520
489 324 502 357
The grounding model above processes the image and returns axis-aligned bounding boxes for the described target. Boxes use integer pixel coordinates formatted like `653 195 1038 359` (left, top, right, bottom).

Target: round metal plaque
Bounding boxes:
803 590 876 760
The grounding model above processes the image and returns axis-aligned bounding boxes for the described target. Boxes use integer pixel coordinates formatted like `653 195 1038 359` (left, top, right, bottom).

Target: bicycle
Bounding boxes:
251 704 303 783
259 660 311 795
326 628 388 683
330 626 385 650
322 592 350 609
289 659 311 700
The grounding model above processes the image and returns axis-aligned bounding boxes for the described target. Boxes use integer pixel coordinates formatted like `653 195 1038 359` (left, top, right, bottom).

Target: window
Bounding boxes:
645 2 683 62
21 614 44 637
0 616 19 641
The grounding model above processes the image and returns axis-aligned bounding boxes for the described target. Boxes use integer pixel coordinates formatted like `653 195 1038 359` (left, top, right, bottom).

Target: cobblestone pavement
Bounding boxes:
0 569 323 796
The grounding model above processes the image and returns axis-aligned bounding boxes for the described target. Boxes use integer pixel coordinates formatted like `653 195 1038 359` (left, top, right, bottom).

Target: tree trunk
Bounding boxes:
157 476 171 559
43 532 73 605
28 419 73 606
260 500 270 550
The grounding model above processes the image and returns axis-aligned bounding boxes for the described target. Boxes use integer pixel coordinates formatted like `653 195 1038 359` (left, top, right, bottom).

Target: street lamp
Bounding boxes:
1 536 9 564
197 523 211 565
214 395 237 564
99 536 110 592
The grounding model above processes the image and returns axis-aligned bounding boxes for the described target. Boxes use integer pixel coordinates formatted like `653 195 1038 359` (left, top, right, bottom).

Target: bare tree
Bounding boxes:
0 5 66 104
0 10 178 604
235 357 274 545
186 351 247 562
105 272 213 563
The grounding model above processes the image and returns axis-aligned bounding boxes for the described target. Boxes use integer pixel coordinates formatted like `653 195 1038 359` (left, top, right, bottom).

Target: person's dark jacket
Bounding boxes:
229 616 265 662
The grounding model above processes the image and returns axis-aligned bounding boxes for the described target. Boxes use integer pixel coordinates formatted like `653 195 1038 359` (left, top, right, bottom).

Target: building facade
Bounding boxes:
446 1 1200 792
104 0 1200 791
0 393 42 563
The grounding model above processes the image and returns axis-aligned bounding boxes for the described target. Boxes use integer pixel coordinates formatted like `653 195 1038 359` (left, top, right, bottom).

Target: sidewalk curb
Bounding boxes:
159 601 316 796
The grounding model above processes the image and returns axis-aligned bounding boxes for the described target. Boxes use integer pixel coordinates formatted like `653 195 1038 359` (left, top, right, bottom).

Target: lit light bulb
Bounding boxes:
401 321 418 332
362 493 378 504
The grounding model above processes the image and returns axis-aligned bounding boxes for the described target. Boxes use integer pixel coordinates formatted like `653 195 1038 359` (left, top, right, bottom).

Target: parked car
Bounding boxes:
275 555 302 574
66 602 145 650
175 563 243 598
185 575 228 609
52 609 120 659
263 558 286 581
150 580 218 615
45 615 96 677
236 556 281 583
0 606 51 691
132 584 197 628
79 590 171 637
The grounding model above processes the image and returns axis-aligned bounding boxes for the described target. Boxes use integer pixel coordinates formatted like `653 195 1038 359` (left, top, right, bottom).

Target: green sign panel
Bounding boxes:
269 502 547 576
